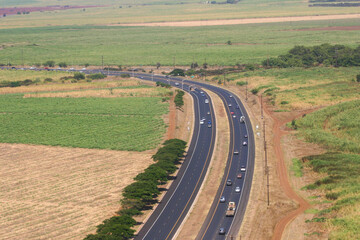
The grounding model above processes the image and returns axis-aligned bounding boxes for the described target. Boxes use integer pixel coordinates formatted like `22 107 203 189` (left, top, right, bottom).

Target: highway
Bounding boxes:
2 67 255 240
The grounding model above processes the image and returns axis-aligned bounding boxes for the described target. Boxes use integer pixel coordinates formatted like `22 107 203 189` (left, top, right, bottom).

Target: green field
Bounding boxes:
294 100 360 239
0 94 169 151
1 18 360 66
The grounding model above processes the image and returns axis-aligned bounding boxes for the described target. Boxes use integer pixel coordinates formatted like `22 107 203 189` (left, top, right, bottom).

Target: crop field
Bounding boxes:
0 143 154 240
222 66 360 109
294 100 360 239
0 87 170 151
1 18 360 66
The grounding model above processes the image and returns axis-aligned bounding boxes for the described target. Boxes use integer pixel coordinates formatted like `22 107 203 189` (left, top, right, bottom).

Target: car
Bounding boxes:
243 141 247 146
226 179 232 186
208 124 212 128
244 134 248 138
201 93 205 97
237 173 242 179
234 150 239 155
241 166 246 172
140 76 144 79
230 112 235 115
81 67 87 70
205 99 209 104
220 196 226 203
69 68 75 71
200 91 204 94
29 67 36 70
11 66 16 69
228 103 232 107
235 186 241 193
200 120 204 125
207 111 210 115
202 117 206 121
165 75 169 78
233 115 236 118
240 116 245 123
56 67 62 70
175 82 179 86
229 95 233 98
236 105 240 109
208 120 211 124
219 228 226 235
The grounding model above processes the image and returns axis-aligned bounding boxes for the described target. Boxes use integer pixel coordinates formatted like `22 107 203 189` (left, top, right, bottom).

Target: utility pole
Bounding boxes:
223 71 226 85
261 94 264 119
21 49 24 67
101 55 104 70
245 80 248 102
264 120 270 206
173 56 176 69
152 71 154 82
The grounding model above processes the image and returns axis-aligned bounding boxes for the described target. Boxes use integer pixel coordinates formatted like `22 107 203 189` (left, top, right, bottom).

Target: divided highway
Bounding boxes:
3 67 255 240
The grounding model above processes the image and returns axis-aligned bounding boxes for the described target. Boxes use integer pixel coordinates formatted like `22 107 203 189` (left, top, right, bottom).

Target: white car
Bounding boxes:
235 187 241 193
233 115 236 118
200 120 204 125
29 67 36 70
228 103 232 107
205 99 209 104
243 141 247 146
241 166 246 172
69 68 75 71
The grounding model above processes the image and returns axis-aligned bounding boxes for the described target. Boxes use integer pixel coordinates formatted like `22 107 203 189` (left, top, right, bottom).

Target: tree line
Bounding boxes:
84 139 187 240
262 44 360 68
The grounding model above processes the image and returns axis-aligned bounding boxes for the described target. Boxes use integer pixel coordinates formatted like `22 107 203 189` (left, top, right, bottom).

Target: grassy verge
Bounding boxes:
294 100 360 239
290 158 303 177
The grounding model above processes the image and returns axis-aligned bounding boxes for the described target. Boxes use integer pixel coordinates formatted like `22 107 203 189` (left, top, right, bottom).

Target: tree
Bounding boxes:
43 60 55 67
74 72 85 80
58 62 67 68
134 166 168 185
203 62 208 69
227 40 232 45
156 62 161 69
356 74 360 83
169 68 185 76
123 181 159 203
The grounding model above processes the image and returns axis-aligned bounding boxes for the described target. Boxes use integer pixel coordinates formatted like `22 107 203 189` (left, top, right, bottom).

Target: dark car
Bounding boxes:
226 179 232 186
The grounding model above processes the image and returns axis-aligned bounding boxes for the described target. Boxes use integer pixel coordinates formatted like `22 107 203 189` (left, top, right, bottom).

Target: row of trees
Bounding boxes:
262 44 360 68
85 139 187 240
174 90 185 109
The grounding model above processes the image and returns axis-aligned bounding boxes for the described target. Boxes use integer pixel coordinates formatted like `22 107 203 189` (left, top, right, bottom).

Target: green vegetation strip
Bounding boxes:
0 95 168 151
85 139 187 240
295 100 360 239
291 158 303 177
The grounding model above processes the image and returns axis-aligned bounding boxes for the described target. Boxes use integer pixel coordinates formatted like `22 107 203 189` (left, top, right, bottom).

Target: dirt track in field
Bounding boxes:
115 14 360 27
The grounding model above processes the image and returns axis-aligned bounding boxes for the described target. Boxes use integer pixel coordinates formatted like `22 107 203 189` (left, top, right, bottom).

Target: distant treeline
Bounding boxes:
262 44 360 68
309 3 360 6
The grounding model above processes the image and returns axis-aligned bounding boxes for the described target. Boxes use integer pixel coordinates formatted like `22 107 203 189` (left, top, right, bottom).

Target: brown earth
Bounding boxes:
176 89 230 239
115 14 360 27
0 5 104 16
0 144 153 240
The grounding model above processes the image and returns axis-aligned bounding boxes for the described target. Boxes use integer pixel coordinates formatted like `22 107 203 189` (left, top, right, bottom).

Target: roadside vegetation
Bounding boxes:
85 139 187 240
292 100 360 239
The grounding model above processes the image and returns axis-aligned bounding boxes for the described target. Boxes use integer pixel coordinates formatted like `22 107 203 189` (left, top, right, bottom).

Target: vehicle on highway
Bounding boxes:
226 202 236 217
228 103 232 107
230 111 234 115
243 141 247 146
235 186 241 193
237 173 242 179
82 68 86 70
233 115 236 118
236 105 240 109
205 99 209 104
208 123 212 128
220 196 226 203
241 166 246 172
200 91 204 94
29 67 36 70
200 120 204 125
219 228 226 235
69 68 75 71
244 134 248 138
240 116 245 123
175 82 179 86
207 111 210 115
234 150 239 155
226 179 232 186
229 95 233 98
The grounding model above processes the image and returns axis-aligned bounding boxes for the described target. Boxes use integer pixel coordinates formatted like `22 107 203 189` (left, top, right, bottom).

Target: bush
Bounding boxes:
236 81 247 86
74 72 85 80
120 73 130 78
356 74 360 82
58 62 67 68
88 73 106 80
43 60 55 67
169 69 185 76
251 88 259 95
174 90 185 108
44 78 53 83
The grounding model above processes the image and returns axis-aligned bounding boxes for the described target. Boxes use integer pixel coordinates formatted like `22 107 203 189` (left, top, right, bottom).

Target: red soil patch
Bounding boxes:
262 102 321 240
0 5 104 16
293 26 360 31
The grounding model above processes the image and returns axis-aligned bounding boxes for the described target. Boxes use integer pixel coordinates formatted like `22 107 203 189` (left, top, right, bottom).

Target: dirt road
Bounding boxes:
116 14 360 27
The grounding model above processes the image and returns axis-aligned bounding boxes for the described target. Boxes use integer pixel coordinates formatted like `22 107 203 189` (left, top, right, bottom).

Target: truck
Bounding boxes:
226 202 236 216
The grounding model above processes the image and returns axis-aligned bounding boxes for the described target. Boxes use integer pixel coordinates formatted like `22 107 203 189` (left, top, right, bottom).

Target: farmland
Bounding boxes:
294 100 360 239
0 78 171 151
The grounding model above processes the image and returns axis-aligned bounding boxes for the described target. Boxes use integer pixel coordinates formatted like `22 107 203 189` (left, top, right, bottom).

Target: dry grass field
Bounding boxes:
0 143 154 240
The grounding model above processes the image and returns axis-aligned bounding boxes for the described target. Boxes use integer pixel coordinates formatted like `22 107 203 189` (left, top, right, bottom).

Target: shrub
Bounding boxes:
356 74 360 82
236 81 247 86
251 88 259 95
74 72 85 80
174 90 185 108
44 78 53 83
120 73 130 78
88 73 106 80
58 62 67 68
43 60 55 67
